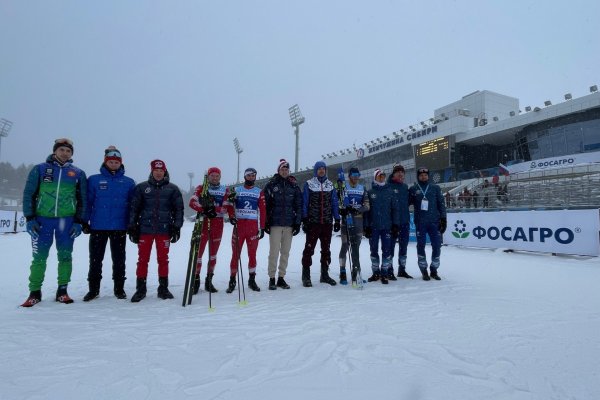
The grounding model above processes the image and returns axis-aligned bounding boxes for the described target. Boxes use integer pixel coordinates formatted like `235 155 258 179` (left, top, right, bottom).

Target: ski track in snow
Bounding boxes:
1 222 599 400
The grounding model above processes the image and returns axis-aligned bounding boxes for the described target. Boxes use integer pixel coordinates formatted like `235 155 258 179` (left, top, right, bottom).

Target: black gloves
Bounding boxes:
229 217 237 226
339 208 348 217
391 224 399 237
264 224 270 235
333 220 341 232
439 217 447 234
301 218 310 234
170 226 181 243
364 226 372 238
127 225 140 244
203 206 217 219
82 222 91 235
258 229 265 240
292 223 300 236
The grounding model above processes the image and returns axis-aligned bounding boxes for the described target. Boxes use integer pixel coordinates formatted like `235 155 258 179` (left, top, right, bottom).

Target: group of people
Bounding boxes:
445 178 509 209
20 138 446 307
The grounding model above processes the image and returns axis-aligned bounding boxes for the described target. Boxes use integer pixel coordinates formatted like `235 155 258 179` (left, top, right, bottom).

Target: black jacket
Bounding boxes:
263 173 302 227
129 173 184 235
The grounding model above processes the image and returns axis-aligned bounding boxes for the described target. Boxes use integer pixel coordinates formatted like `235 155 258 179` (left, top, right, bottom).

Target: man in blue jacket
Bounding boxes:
409 167 447 280
363 169 400 284
388 164 412 279
83 146 136 301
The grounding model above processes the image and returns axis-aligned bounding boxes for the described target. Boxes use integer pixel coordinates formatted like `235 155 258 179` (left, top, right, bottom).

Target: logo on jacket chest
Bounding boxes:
99 180 108 190
145 187 152 194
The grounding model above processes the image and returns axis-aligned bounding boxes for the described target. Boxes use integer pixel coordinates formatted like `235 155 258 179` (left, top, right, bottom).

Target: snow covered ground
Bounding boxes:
1 222 599 400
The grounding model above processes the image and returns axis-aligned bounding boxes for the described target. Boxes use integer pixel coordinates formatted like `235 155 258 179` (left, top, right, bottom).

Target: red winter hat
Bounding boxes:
150 159 167 171
207 167 221 176
278 158 290 172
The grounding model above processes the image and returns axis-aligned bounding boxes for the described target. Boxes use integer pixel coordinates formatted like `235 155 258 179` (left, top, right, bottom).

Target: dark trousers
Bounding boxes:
416 222 442 267
390 223 410 268
88 230 127 282
302 223 333 269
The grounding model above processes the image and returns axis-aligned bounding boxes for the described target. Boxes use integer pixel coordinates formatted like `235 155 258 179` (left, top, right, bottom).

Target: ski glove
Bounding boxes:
69 223 83 239
301 219 310 234
257 229 264 240
264 225 270 235
333 220 341 232
391 224 399 237
439 217 447 234
349 207 361 216
339 208 349 217
26 220 40 240
229 217 237 226
127 225 140 244
82 222 91 234
170 226 181 243
364 226 372 239
292 223 301 236
203 206 217 219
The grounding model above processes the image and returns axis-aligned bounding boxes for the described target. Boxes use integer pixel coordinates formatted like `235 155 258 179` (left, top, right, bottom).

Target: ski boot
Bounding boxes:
339 268 348 285
248 273 261 292
226 276 237 293
302 266 312 287
192 274 201 295
277 276 290 289
131 278 147 302
204 273 218 293
320 266 337 286
56 285 74 304
157 277 174 299
21 290 42 307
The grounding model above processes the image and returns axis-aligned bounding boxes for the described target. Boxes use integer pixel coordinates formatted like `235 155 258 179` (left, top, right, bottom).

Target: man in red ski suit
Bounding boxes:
226 168 266 293
189 167 233 294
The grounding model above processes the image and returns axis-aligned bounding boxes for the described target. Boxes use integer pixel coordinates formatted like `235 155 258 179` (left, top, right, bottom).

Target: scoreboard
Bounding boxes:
414 136 452 171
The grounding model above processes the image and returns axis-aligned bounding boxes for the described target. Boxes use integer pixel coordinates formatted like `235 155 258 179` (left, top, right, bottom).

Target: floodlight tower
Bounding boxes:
288 104 305 173
0 118 13 162
233 137 243 184
187 172 194 193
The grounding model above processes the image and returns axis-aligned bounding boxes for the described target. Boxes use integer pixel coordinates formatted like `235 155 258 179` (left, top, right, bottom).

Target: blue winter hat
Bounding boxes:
313 160 327 176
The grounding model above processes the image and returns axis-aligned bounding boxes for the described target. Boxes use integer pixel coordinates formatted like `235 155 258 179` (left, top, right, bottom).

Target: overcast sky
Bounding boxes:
1 0 598 190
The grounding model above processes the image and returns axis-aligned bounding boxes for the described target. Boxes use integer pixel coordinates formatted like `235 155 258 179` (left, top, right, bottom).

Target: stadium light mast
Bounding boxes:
233 137 243 184
288 104 305 173
187 172 194 193
0 118 13 162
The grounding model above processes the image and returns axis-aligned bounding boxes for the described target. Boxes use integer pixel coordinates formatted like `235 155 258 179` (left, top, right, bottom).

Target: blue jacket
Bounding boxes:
364 183 400 230
387 176 410 225
409 181 446 226
86 165 136 230
264 173 303 227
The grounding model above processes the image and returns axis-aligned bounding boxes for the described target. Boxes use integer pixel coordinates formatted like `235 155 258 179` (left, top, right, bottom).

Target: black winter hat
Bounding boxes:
417 167 429 177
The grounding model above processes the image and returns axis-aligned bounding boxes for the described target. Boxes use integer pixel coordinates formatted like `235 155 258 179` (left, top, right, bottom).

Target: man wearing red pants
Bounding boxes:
127 160 184 302
189 167 233 293
226 168 266 293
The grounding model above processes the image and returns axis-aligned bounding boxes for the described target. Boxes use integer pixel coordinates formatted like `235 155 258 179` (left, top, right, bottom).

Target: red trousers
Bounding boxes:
196 217 224 275
136 234 171 278
229 219 260 275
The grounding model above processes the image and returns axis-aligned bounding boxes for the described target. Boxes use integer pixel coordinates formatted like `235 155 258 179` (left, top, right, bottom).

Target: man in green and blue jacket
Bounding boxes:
21 138 87 307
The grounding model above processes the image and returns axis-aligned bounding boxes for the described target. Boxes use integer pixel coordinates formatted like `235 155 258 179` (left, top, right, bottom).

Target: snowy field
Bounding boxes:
1 222 599 400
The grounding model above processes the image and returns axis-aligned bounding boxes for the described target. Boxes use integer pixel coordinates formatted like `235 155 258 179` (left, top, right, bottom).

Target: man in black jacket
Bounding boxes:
263 159 302 290
128 160 184 302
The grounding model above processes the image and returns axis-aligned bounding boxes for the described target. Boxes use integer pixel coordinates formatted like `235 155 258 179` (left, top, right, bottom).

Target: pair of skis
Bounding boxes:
182 174 210 307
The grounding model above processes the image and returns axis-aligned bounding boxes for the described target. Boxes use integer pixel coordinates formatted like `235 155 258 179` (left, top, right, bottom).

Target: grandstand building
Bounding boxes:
264 87 600 210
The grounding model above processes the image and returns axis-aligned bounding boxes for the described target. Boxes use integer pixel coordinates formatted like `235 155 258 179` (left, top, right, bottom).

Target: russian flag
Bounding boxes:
499 163 510 176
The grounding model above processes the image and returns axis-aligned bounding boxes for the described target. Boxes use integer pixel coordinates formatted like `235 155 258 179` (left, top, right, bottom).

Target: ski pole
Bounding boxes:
207 217 214 311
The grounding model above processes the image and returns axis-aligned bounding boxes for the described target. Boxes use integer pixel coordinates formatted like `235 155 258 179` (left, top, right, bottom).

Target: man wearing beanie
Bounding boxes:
189 167 234 293
300 160 341 287
409 167 447 281
83 146 136 301
363 169 400 284
128 159 184 301
21 138 87 307
387 163 413 279
226 167 266 293
263 159 302 290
